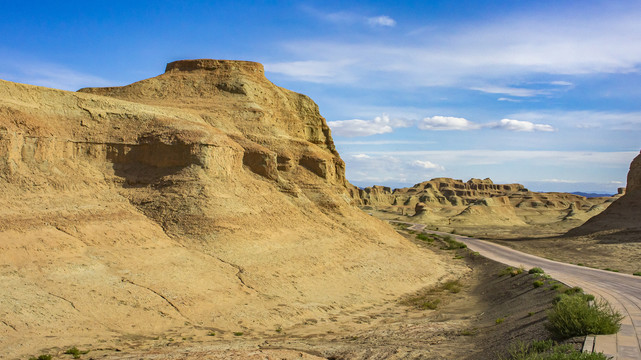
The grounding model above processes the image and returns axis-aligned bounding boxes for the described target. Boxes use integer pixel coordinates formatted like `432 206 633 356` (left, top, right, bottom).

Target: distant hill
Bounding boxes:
571 192 614 198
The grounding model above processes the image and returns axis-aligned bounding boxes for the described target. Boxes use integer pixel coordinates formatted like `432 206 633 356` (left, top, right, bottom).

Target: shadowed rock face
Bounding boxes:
567 151 641 236
0 60 458 358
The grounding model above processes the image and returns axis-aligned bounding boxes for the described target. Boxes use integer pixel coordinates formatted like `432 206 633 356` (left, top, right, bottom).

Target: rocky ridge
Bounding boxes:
0 60 459 358
353 177 616 227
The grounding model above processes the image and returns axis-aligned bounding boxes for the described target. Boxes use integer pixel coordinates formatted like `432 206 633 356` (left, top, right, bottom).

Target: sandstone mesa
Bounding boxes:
0 59 460 358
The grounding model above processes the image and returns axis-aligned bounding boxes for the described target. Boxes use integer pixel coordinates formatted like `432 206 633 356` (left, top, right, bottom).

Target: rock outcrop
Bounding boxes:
353 178 616 227
567 151 641 235
0 60 458 357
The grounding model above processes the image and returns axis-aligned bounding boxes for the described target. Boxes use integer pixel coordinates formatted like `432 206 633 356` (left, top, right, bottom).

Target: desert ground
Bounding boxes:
24 228 568 360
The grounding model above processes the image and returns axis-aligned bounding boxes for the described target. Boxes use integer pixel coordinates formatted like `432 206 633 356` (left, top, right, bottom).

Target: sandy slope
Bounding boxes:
0 60 463 358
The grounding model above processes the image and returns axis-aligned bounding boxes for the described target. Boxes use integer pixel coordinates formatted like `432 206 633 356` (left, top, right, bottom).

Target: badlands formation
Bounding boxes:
568 151 641 236
0 60 461 357
352 178 616 237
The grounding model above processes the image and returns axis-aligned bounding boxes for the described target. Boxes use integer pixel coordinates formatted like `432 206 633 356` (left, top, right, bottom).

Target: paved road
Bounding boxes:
403 223 641 360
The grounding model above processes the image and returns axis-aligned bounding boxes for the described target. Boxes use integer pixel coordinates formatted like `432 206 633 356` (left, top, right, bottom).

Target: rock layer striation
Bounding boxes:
0 60 457 357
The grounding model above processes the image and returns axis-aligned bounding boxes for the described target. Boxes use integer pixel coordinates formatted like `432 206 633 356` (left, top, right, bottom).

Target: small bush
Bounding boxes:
533 280 545 288
207 331 216 336
603 268 619 272
499 266 524 277
29 356 52 360
420 299 441 310
233 332 244 336
502 340 608 360
460 327 478 336
549 283 562 291
546 294 623 339
564 287 583 295
529 267 545 274
496 317 505 325
441 235 467 250
64 346 89 359
416 233 429 241
443 280 462 293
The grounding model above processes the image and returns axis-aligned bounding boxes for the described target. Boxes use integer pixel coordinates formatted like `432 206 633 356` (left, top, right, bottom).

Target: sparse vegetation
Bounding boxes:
401 279 463 310
549 283 562 291
603 268 619 272
533 280 545 288
64 347 89 359
233 331 244 336
29 355 52 360
499 266 525 277
546 293 623 339
495 317 505 325
501 340 608 360
529 267 545 275
634 272 641 276
459 327 478 336
441 235 467 250
207 331 216 336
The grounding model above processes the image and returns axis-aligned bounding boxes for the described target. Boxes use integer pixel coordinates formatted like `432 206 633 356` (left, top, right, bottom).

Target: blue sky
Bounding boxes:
2 1 639 193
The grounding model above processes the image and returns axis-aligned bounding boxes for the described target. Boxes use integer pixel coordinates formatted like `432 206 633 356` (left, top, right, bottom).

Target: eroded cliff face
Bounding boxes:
354 177 615 227
0 60 459 358
567 151 641 236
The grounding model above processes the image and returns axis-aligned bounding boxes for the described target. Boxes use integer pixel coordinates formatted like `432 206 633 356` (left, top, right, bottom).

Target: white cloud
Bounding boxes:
352 154 371 159
367 16 396 27
488 119 555 132
507 110 641 130
418 116 480 130
328 114 411 137
470 86 545 97
269 6 641 91
343 150 636 189
550 81 573 86
265 59 357 83
413 160 445 171
498 97 522 102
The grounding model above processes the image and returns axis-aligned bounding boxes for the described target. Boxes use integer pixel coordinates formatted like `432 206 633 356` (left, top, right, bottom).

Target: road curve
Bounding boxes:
404 223 641 360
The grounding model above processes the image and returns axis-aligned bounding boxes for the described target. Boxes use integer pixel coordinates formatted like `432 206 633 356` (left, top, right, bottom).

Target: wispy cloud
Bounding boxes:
0 56 112 91
487 119 555 132
343 150 637 188
269 6 641 93
507 110 641 130
367 15 396 27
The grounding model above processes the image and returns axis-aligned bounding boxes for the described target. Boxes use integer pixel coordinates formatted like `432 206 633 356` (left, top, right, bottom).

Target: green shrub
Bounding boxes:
233 332 244 336
549 283 562 291
603 268 619 272
443 280 462 293
416 233 429 241
496 317 505 325
533 280 545 288
64 346 89 359
502 340 608 359
422 299 441 309
546 294 623 339
207 331 216 336
499 266 524 277
633 272 641 276
529 267 545 274
29 356 52 360
564 287 583 295
441 235 467 250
